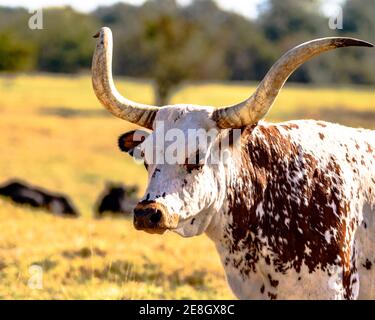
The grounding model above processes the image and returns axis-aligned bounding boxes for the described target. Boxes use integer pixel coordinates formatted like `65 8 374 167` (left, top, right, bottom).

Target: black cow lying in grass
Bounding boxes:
0 179 79 217
95 183 138 217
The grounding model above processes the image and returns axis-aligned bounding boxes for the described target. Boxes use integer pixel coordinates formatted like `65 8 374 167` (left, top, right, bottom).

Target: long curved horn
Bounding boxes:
213 37 373 129
92 27 159 129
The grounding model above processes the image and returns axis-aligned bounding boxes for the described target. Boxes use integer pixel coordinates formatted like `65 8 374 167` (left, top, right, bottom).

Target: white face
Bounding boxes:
132 105 237 237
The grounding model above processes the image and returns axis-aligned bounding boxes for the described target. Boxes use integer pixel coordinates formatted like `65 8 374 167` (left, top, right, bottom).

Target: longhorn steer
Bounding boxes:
92 27 375 299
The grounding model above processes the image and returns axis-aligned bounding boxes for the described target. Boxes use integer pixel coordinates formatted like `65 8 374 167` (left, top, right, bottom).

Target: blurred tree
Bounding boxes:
257 0 330 83
258 0 325 43
342 0 375 36
182 0 276 81
33 7 99 73
95 0 228 105
0 0 374 86
94 3 148 77
0 7 29 30
0 32 35 71
337 0 375 84
141 0 227 105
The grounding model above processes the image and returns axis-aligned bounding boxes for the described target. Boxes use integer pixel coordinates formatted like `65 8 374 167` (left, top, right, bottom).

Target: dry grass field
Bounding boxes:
0 74 374 299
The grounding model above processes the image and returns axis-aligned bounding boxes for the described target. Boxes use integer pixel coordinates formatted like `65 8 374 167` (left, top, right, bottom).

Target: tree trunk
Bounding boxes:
155 81 171 106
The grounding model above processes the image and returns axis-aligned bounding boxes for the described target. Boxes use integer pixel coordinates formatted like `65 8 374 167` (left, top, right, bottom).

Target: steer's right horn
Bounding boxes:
92 27 159 129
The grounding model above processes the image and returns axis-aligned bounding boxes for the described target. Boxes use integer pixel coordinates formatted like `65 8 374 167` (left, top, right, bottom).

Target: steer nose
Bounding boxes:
133 201 176 234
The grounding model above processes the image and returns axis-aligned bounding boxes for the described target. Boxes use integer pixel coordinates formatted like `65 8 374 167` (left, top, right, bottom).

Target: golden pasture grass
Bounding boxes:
0 201 231 299
0 74 374 299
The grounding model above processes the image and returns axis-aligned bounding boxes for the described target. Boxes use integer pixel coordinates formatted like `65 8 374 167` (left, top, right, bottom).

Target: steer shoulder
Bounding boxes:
218 119 374 299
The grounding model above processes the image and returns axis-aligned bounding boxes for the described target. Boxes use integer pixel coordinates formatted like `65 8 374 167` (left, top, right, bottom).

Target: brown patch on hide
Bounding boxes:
267 274 279 288
225 123 354 293
280 123 299 131
366 143 373 153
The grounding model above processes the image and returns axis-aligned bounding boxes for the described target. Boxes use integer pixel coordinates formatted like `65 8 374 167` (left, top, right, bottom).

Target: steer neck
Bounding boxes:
205 142 255 245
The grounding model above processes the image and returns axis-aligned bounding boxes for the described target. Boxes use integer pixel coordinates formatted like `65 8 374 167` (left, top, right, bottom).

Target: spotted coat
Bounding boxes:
212 120 375 300
131 106 375 300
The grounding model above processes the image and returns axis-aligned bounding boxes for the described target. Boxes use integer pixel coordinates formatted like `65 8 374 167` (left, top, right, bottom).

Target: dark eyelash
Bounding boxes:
184 163 203 173
184 151 204 173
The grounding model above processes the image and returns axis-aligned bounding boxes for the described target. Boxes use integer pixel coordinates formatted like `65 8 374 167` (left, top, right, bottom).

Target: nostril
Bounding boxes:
133 208 142 217
150 209 162 224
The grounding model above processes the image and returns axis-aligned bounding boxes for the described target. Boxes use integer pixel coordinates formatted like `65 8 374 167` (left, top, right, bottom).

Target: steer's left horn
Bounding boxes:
92 27 159 129
212 37 374 129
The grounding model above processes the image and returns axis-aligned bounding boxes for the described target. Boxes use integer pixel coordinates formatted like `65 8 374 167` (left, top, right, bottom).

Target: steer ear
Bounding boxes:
118 130 150 156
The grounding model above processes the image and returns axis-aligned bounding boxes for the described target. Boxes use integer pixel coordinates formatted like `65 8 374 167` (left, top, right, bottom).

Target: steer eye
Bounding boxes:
138 150 148 170
184 150 204 173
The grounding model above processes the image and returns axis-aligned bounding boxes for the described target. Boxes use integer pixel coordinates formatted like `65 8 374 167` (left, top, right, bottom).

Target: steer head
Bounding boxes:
92 27 373 237
116 105 240 237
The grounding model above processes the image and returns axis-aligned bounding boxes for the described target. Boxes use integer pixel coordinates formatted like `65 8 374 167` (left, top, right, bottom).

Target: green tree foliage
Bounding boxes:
137 0 228 104
33 7 99 73
257 0 375 85
0 6 99 73
94 0 274 104
142 11 221 105
258 0 326 43
0 32 35 71
0 0 374 103
0 7 36 71
94 0 226 104
181 0 276 81
257 0 333 83
337 0 375 84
